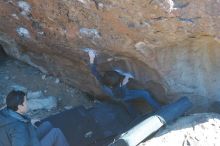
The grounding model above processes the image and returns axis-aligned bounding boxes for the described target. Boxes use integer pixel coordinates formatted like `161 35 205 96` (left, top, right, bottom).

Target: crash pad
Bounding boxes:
42 102 137 146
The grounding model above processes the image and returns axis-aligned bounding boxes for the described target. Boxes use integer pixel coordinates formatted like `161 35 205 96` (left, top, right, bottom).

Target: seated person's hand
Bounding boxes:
31 119 41 127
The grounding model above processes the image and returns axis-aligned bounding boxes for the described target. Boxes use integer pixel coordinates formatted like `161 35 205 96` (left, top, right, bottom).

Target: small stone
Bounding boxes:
4 76 9 80
38 31 45 35
84 131 93 138
107 58 113 62
42 75 46 80
64 106 73 110
135 42 146 51
27 96 57 111
94 100 101 103
98 3 104 9
55 78 60 84
11 14 19 20
27 91 43 99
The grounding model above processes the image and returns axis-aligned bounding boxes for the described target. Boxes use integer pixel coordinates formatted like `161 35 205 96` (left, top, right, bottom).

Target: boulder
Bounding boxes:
0 0 220 111
27 96 57 111
26 91 58 111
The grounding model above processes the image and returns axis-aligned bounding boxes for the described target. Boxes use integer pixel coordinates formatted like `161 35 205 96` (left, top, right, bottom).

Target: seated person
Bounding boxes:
0 90 69 146
86 49 161 113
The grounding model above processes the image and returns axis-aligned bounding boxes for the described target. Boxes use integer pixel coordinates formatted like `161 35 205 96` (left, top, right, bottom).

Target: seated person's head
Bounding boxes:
101 71 124 88
6 90 28 114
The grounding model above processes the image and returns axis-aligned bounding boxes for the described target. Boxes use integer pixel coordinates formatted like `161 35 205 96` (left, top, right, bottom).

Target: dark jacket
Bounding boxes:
90 63 127 99
0 107 41 146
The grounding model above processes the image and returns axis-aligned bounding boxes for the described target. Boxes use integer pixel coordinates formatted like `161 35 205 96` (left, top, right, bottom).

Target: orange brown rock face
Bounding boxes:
0 0 220 111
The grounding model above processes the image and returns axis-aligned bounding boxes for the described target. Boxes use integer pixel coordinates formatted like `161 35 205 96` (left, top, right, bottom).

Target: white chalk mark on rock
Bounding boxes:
17 1 31 16
80 28 101 40
16 27 31 38
167 0 176 12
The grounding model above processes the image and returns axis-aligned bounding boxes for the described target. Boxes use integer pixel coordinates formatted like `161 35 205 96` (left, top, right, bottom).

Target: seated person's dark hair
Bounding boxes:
101 71 124 88
6 90 26 111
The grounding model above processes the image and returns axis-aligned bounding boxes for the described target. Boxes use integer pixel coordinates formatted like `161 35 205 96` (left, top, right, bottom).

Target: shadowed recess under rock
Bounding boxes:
42 103 135 146
0 45 6 58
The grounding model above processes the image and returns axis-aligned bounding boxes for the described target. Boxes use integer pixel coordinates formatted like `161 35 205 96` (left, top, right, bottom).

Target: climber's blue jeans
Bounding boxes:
156 96 192 124
124 90 161 111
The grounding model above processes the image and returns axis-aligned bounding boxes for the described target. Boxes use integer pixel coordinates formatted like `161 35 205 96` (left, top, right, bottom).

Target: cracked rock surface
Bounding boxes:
0 0 220 112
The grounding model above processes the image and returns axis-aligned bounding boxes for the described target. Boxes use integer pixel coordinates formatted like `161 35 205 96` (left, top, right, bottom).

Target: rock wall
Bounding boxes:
0 0 220 112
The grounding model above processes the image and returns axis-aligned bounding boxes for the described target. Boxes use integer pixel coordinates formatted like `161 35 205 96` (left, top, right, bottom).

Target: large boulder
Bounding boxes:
0 0 220 112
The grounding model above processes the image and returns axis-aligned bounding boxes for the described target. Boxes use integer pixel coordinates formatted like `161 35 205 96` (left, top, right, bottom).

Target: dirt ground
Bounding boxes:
0 55 94 119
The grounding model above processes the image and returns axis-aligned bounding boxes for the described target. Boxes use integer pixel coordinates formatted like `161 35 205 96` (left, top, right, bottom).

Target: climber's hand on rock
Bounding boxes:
89 51 96 64
122 73 134 86
83 48 97 64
